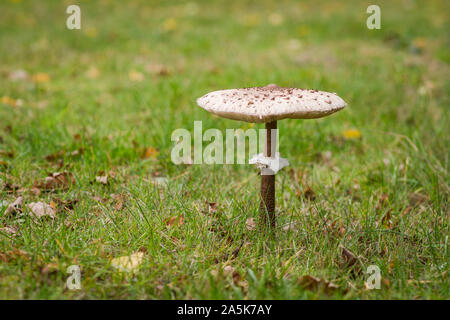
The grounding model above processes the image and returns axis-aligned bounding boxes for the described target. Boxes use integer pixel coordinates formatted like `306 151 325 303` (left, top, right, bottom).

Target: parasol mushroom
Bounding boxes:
197 84 346 230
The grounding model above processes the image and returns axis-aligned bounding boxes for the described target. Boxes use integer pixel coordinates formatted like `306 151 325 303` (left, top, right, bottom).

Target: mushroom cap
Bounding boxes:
197 85 347 123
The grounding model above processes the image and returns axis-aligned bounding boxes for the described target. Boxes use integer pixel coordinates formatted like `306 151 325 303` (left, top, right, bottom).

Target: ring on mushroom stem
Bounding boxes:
197 84 347 231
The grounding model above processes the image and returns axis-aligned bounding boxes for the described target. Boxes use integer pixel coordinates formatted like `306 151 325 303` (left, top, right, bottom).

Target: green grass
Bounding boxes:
0 0 449 299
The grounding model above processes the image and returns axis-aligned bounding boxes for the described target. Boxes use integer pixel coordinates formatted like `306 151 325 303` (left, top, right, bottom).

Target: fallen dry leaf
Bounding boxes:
44 150 65 162
268 13 284 26
206 202 218 214
303 187 316 201
41 262 59 275
4 248 30 262
36 172 74 191
32 72 50 83
245 218 256 231
28 202 56 219
162 17 177 31
164 215 184 227
111 252 144 273
111 193 126 211
223 265 235 276
340 246 362 275
86 66 100 79
145 63 170 76
381 209 394 229
96 175 108 185
1 96 23 107
4 196 23 216
0 226 18 236
0 150 15 158
298 275 341 295
52 198 78 213
9 69 28 81
376 193 389 212
408 192 429 207
141 146 159 159
128 70 144 82
282 222 297 232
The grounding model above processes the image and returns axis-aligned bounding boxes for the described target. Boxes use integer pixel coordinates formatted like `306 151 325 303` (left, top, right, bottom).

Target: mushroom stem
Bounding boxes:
260 120 277 230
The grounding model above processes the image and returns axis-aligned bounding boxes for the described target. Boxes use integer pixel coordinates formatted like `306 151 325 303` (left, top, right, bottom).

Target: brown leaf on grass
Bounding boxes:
0 150 14 158
245 218 256 231
326 220 346 238
28 202 56 219
4 196 23 216
340 246 362 275
0 226 18 236
41 262 59 275
2 248 30 262
36 172 74 191
111 252 144 273
44 150 65 162
70 148 84 157
381 209 394 229
111 193 126 211
141 146 159 159
214 241 244 264
30 187 41 196
92 195 107 203
303 187 316 201
401 206 413 216
96 175 108 185
223 265 235 276
388 260 395 274
164 215 184 227
2 180 20 193
145 63 171 76
128 70 145 82
282 222 297 232
212 265 247 289
52 198 78 213
207 202 219 214
298 275 341 295
408 192 430 207
375 193 389 212
225 266 246 287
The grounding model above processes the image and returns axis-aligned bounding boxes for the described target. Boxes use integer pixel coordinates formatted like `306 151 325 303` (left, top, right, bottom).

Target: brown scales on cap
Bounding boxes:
197 85 346 123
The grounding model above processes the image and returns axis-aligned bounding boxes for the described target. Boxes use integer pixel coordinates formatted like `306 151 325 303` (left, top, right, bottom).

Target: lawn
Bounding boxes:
0 0 448 299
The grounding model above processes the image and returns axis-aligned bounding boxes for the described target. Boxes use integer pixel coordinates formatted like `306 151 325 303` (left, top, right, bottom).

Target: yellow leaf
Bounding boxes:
128 70 144 82
32 72 50 83
111 252 144 273
412 37 427 50
84 27 98 38
142 146 159 159
242 14 260 27
268 13 284 26
343 129 361 139
1 96 23 107
86 67 100 79
162 18 177 31
1 96 12 105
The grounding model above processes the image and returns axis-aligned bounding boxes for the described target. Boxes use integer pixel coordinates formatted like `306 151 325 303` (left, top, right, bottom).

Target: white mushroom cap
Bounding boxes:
197 84 347 123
